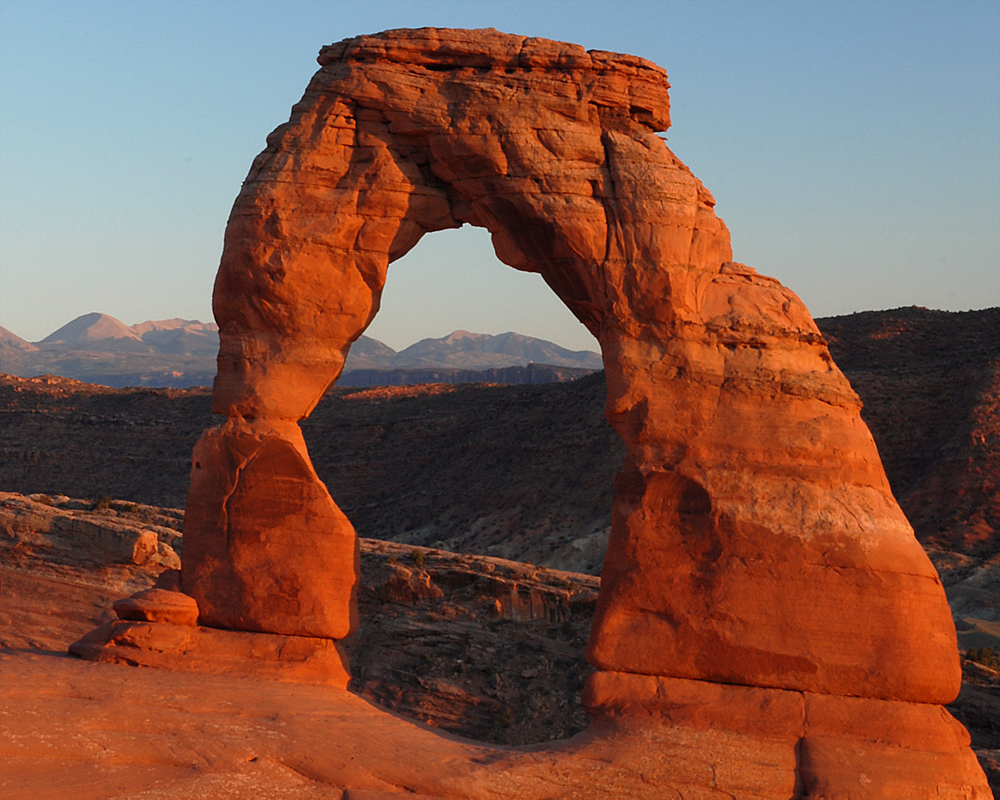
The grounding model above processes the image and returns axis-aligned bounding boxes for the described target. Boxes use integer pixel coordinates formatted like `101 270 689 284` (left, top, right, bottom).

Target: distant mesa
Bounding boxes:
0 312 602 388
0 313 222 388
37 312 220 355
40 312 144 346
388 330 602 371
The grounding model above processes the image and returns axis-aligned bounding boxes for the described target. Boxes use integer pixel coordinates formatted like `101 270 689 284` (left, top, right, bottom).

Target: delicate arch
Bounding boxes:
185 28 959 709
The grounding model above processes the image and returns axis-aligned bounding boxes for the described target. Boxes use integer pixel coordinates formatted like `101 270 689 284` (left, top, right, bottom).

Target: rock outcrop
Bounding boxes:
2 490 990 797
79 28 987 795
0 491 181 569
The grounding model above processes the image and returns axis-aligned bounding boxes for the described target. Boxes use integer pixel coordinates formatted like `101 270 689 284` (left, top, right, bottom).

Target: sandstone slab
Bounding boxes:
112 588 199 626
5 654 991 800
68 620 351 689
584 671 990 798
0 491 179 569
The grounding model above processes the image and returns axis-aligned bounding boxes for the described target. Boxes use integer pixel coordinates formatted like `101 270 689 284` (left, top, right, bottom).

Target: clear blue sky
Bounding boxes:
1 0 997 351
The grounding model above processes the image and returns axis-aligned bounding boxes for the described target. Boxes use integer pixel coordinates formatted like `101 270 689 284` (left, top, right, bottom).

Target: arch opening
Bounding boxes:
301 219 618 578
364 224 599 355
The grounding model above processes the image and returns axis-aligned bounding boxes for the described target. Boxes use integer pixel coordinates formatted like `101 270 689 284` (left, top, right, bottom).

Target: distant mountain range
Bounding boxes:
0 313 602 388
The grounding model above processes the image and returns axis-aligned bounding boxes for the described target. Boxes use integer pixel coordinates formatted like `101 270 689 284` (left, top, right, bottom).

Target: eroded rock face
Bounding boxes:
210 29 725 419
188 22 960 716
182 418 358 638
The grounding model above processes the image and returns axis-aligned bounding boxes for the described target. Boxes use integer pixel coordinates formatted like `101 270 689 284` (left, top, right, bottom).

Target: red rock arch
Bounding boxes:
184 28 958 708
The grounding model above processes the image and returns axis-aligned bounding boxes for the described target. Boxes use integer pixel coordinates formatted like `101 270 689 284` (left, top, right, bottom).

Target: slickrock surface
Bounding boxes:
200 26 959 707
4 654 991 800
0 655 807 800
0 496 997 800
1 493 995 795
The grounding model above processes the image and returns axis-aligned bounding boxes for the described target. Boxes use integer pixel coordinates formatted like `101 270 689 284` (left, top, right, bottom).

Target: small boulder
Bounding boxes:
113 588 199 626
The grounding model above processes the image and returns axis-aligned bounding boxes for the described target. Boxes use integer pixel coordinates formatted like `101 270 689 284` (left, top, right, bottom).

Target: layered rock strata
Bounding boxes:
162 27 979 793
0 491 180 569
583 673 986 798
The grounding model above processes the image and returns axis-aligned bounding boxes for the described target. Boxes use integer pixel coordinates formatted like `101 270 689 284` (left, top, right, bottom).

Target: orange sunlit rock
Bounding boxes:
112 588 199 626
182 417 359 639
203 27 957 703
61 28 986 795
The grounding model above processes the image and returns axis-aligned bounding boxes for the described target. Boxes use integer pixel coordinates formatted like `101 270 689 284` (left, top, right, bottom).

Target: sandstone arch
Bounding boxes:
58 27 989 795
181 27 962 705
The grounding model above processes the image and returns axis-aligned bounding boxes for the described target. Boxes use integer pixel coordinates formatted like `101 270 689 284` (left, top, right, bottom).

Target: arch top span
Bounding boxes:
212 27 729 421
315 27 673 132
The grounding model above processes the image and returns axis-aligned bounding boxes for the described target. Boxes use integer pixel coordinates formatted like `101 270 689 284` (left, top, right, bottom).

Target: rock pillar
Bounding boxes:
182 418 358 639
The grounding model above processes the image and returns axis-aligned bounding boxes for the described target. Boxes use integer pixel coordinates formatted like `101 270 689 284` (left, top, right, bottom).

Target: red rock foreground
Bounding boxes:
1 493 993 798
0 654 987 800
66 27 990 796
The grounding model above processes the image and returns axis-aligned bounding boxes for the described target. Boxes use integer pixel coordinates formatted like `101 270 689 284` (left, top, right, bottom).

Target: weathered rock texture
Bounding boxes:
173 27 984 794
583 672 986 798
199 25 956 692
113 587 200 625
182 418 358 638
70 619 351 689
0 491 181 569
